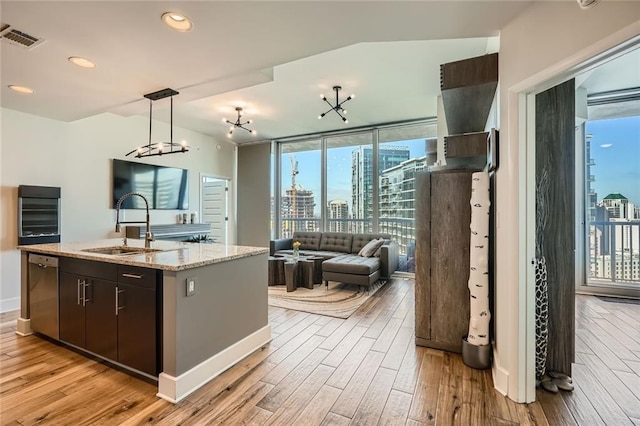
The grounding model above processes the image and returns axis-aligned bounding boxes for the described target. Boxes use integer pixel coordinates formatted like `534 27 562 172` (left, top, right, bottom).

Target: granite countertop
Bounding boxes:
18 239 269 271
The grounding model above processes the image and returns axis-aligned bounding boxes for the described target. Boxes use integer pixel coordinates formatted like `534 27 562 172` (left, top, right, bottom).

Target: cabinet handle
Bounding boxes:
121 273 143 279
115 287 125 316
77 279 81 305
83 281 91 305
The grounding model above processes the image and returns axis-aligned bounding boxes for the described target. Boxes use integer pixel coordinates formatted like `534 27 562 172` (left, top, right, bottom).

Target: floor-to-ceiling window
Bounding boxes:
279 139 322 238
326 133 373 234
584 115 640 288
378 123 436 272
272 119 436 273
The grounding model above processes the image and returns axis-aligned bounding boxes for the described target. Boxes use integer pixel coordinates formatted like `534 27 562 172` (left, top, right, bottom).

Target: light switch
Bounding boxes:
186 277 196 297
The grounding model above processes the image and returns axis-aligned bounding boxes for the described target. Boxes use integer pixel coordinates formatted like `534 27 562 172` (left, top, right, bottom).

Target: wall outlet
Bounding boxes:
186 277 196 297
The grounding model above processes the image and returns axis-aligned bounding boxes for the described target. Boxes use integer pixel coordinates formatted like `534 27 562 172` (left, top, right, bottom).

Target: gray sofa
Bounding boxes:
270 232 399 288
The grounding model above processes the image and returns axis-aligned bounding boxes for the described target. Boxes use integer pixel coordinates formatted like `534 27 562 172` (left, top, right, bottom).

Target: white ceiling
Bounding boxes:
1 1 535 144
3 2 636 144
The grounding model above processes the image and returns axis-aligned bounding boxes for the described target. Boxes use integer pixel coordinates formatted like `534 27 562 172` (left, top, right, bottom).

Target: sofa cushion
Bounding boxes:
307 250 345 260
274 249 343 260
358 238 385 257
322 255 380 275
292 232 322 251
319 233 353 253
351 233 391 254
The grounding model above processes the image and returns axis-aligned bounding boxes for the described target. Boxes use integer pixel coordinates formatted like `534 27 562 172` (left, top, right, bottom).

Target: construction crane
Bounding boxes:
290 154 299 191
290 154 299 220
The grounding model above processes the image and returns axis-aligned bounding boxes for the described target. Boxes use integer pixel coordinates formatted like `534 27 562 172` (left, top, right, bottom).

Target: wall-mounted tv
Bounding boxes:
112 159 189 210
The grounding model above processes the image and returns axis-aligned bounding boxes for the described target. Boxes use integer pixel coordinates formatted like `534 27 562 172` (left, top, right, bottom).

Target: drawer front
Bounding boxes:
117 265 157 289
59 257 117 281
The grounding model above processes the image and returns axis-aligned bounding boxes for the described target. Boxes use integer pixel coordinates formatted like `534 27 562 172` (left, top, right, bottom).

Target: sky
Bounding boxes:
587 115 640 206
280 139 427 216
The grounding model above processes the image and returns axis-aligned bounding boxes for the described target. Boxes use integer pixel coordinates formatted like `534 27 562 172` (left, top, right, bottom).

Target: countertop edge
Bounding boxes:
18 242 269 271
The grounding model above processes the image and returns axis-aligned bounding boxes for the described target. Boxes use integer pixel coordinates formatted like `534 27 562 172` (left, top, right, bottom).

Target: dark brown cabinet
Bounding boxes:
58 257 159 375
415 170 473 353
116 264 158 375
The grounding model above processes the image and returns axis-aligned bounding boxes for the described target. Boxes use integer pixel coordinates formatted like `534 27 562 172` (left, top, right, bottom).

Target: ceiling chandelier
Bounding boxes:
224 107 256 138
126 88 189 158
318 85 354 123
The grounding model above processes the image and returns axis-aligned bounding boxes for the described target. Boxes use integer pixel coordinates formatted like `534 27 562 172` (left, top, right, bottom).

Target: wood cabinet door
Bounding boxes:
430 171 472 351
117 283 157 375
59 272 85 348
85 278 117 361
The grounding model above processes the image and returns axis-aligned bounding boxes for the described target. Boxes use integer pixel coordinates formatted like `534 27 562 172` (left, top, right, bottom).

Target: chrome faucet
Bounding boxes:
115 192 154 248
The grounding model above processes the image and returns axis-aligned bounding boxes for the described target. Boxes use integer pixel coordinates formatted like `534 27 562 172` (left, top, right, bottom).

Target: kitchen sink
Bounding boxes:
81 246 163 256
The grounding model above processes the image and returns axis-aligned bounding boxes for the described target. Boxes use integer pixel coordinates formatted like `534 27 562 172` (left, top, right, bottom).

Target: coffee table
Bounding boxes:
272 255 324 291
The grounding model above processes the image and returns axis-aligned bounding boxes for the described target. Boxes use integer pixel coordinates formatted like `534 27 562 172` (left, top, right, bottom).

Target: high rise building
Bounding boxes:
351 146 410 221
378 156 427 272
281 188 316 237
601 193 630 219
585 134 597 222
327 200 349 232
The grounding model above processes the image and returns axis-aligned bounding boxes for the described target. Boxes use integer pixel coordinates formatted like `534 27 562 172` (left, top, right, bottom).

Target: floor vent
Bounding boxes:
0 23 45 49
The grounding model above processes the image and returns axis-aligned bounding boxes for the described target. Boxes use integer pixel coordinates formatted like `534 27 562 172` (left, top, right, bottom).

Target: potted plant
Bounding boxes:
462 172 492 369
292 240 301 258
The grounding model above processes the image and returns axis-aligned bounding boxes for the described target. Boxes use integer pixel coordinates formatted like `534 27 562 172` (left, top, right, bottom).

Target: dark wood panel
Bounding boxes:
85 278 117 361
117 265 158 289
58 272 85 348
59 257 117 281
117 283 157 375
445 132 488 158
415 172 431 342
440 53 498 90
535 79 576 375
430 170 472 352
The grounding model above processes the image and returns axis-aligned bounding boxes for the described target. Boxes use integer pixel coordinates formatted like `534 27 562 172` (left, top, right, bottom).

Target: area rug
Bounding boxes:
268 280 389 319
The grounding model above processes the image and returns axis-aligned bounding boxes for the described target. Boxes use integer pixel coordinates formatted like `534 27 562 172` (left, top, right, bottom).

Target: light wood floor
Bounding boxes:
1 278 635 425
537 294 640 425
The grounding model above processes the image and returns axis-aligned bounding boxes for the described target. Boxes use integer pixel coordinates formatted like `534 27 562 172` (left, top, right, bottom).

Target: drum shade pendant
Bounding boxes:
318 85 354 123
126 88 189 158
224 107 256 138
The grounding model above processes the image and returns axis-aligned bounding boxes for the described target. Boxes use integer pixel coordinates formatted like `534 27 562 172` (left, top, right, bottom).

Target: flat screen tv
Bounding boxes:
112 159 189 210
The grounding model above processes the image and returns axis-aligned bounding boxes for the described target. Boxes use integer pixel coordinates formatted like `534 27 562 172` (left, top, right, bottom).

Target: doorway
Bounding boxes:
523 39 640 407
200 175 230 244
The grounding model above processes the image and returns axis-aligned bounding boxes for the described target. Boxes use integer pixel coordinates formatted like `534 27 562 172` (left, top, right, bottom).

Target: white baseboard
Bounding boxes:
492 348 509 396
16 317 32 336
157 324 272 403
1 297 20 313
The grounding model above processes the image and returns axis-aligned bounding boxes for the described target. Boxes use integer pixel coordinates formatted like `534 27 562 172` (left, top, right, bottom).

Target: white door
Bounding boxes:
201 177 228 244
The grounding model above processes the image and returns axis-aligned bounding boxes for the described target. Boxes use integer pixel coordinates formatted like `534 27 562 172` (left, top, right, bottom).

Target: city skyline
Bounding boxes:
280 139 427 216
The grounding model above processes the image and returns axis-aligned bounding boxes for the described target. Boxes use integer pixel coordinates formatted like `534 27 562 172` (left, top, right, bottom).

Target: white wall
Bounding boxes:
0 108 235 312
496 2 640 402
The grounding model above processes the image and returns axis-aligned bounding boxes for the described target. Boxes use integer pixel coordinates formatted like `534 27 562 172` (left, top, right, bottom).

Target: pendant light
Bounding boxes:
126 88 189 158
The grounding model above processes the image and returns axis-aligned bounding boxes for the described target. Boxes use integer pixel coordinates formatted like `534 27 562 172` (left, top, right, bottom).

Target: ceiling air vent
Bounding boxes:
0 23 45 49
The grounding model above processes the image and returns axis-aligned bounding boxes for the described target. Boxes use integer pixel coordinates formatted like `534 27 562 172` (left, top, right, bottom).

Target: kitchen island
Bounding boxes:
17 239 270 403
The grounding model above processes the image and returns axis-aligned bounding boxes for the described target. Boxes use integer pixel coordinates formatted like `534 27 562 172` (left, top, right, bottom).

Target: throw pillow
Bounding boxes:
358 238 385 257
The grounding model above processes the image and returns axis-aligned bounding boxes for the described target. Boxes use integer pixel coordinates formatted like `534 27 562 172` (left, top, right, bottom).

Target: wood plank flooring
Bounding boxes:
537 294 640 426
1 279 636 425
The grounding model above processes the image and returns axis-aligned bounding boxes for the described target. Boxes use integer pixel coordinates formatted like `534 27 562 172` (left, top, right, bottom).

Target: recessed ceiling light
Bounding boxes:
161 12 193 32
8 85 35 94
68 56 96 69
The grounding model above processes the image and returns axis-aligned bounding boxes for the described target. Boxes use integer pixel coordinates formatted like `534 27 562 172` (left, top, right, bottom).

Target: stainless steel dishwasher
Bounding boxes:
28 253 59 339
